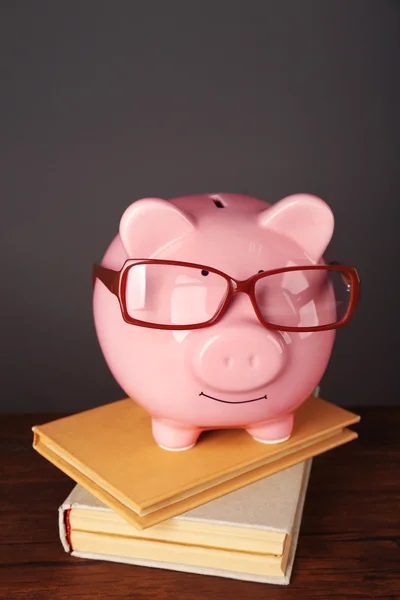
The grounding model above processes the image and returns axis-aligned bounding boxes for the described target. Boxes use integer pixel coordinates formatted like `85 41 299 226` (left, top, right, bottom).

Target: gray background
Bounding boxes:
1 1 399 412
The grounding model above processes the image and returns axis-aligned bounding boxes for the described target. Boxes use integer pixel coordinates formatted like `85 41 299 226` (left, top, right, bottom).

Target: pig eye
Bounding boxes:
258 270 264 273
201 270 210 276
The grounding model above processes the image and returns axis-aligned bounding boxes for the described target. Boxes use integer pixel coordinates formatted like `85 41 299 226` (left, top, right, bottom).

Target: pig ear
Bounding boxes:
258 194 334 260
119 198 195 257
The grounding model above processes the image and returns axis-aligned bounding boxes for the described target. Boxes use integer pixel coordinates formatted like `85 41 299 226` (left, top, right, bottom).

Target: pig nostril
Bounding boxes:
223 356 234 368
249 355 260 368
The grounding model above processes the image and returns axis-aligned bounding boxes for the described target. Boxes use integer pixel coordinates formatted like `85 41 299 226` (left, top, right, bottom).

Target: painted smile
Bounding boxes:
199 392 267 404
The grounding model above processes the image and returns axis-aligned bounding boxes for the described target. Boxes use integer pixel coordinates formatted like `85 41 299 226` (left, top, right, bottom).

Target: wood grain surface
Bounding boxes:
1 409 399 600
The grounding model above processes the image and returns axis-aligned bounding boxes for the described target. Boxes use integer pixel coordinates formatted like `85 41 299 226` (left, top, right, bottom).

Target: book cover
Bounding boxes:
59 460 312 585
33 395 359 529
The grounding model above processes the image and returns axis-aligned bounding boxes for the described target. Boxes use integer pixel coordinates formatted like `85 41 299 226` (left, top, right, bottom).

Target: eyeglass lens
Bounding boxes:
254 268 350 328
124 264 229 325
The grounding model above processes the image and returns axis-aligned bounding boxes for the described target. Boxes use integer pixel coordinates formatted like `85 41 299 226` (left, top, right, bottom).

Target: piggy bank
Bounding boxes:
93 193 359 450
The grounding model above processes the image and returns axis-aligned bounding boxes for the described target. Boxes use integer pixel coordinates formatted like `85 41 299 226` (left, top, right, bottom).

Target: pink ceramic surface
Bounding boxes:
93 193 340 450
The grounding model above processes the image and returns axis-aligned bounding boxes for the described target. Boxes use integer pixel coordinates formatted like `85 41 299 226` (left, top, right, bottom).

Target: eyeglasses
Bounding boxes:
93 259 360 332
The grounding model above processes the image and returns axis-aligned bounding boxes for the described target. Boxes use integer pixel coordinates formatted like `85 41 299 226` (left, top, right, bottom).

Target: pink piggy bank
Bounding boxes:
93 193 359 450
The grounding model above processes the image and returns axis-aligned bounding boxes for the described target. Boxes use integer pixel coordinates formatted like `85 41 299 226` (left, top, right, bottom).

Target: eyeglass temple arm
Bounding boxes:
92 264 119 294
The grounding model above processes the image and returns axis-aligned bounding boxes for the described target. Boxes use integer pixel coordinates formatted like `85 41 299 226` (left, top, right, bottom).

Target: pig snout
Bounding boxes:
189 325 285 393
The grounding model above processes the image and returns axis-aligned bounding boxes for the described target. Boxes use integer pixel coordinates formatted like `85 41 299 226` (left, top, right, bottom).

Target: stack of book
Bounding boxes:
33 393 359 585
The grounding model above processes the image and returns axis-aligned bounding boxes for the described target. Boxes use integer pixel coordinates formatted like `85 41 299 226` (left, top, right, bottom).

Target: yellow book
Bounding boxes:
33 395 359 529
59 461 312 585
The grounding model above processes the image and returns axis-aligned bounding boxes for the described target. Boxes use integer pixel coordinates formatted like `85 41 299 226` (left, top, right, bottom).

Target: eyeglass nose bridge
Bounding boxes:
224 277 262 325
231 278 254 294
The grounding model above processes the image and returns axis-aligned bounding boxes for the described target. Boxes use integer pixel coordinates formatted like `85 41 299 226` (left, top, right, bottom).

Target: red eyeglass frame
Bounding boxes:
93 259 360 332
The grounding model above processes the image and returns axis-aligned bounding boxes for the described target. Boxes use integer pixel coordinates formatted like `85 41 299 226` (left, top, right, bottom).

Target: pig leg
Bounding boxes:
152 418 201 451
246 412 294 444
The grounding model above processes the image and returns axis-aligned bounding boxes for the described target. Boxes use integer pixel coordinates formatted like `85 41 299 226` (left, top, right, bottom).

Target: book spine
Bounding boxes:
58 504 72 553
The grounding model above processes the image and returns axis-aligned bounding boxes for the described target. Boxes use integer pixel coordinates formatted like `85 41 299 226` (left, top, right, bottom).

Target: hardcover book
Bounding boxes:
59 460 312 585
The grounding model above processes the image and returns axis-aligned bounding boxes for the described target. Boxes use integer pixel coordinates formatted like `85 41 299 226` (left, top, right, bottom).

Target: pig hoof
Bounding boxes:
246 413 294 444
158 443 196 452
252 435 291 445
152 419 200 451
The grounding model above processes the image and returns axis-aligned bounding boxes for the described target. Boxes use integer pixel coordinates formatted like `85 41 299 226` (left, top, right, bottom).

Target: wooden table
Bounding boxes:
1 410 399 599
